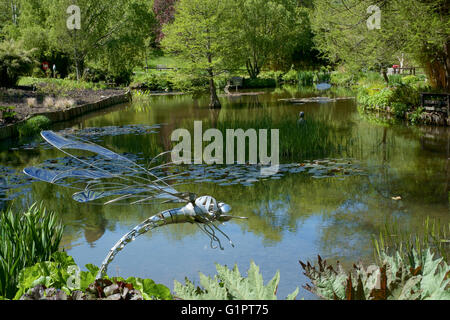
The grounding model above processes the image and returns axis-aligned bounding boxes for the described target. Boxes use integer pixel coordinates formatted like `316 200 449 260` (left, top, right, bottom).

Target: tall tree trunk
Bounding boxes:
246 59 260 79
382 67 389 85
208 72 221 109
206 30 220 109
444 40 450 91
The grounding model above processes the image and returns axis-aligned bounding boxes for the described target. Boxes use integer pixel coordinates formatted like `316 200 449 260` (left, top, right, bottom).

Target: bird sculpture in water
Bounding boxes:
297 111 306 126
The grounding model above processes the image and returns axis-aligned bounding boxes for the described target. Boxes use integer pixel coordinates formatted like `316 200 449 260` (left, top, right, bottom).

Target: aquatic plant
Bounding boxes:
17 115 51 137
174 261 299 300
297 71 315 86
373 217 450 264
300 249 450 300
215 115 354 162
0 203 63 299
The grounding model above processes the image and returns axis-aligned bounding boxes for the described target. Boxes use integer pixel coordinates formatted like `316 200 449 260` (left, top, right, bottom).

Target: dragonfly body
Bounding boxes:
23 131 246 279
97 196 233 278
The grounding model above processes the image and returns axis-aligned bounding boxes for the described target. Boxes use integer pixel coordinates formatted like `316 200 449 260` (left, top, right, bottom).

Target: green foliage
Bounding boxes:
300 250 450 300
373 217 450 264
132 71 174 91
231 0 301 78
391 102 409 118
330 72 358 87
14 252 172 300
211 113 353 162
388 74 404 87
14 252 78 299
18 116 51 137
242 77 276 89
18 77 107 92
0 203 63 299
408 107 425 125
131 70 209 93
0 106 17 123
297 70 315 86
282 67 299 84
357 81 422 120
0 40 36 87
174 261 299 300
357 87 393 111
311 0 449 90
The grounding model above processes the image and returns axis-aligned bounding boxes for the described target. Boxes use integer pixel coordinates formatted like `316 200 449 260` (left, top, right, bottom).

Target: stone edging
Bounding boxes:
0 91 132 141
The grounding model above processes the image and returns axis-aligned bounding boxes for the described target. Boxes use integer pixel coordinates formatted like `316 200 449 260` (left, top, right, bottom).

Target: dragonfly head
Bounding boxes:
194 196 245 222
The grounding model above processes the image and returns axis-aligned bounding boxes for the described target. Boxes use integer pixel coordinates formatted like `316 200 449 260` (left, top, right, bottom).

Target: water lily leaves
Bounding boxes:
168 158 366 187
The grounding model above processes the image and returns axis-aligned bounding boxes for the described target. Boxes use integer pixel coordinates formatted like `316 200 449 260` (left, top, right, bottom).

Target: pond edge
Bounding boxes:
0 91 132 141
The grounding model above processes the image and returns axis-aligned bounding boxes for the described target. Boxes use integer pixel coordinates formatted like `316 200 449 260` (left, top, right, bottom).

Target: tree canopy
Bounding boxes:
311 0 450 89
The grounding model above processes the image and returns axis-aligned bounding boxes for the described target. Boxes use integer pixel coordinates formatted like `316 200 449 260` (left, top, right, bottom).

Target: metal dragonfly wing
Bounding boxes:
23 131 247 278
23 131 194 205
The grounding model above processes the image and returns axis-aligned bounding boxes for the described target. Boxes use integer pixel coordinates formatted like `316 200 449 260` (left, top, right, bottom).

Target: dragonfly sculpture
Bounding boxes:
23 131 247 279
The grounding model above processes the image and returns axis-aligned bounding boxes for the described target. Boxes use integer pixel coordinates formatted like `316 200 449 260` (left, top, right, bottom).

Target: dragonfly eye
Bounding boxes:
195 196 218 215
218 202 231 214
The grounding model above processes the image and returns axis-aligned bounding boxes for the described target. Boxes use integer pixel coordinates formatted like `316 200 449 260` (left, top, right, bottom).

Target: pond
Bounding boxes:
1 86 449 299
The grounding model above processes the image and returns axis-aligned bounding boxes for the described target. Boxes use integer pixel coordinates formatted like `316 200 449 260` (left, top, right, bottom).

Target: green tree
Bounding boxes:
0 39 35 87
232 0 300 78
162 0 236 108
311 0 450 89
42 0 155 82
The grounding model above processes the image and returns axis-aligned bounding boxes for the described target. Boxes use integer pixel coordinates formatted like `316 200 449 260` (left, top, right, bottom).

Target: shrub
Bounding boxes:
300 250 450 300
0 106 17 124
330 71 357 87
408 107 425 124
315 71 331 83
0 40 36 87
0 204 63 299
357 83 421 117
390 83 421 106
260 70 283 85
242 77 276 89
14 252 172 300
402 75 420 86
18 115 51 137
357 87 393 110
388 74 404 86
282 67 298 84
391 102 409 118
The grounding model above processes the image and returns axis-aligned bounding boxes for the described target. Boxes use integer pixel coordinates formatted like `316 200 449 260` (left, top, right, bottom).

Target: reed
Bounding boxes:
373 217 450 265
214 115 353 162
297 71 315 86
0 203 64 299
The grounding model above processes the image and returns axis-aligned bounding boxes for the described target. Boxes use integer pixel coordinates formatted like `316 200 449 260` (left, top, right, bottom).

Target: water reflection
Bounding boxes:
0 87 449 298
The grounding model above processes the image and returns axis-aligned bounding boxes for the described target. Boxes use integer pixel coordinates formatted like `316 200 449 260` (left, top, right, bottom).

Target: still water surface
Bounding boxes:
1 87 449 299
